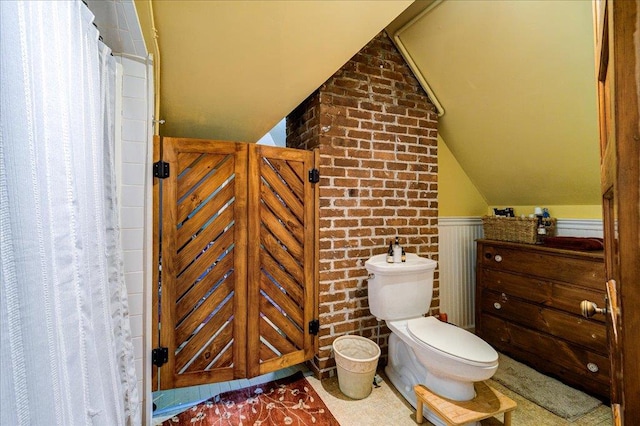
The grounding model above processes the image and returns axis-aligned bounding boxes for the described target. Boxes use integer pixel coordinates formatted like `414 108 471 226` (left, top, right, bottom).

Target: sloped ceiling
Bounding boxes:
137 0 600 207
143 0 412 142
390 0 600 206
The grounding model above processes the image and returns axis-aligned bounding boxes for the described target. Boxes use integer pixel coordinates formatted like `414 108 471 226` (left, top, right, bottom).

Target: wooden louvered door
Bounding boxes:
247 145 316 377
155 138 317 390
158 138 248 389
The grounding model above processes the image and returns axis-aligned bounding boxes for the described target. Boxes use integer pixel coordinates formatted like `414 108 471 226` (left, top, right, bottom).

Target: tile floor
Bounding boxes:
152 366 613 425
306 373 612 426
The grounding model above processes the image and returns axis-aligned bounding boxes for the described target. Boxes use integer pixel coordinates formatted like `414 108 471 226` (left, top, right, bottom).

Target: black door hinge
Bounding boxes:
152 347 169 367
309 319 320 335
153 161 170 179
308 168 320 183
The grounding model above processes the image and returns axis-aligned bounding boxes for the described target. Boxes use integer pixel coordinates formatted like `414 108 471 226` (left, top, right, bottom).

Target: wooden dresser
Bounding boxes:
475 239 609 400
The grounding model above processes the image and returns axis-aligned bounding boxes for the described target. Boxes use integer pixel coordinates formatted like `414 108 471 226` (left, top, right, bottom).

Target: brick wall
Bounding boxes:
287 32 439 378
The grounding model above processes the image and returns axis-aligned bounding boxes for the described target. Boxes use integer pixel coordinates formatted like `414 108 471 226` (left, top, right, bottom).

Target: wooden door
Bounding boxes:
247 145 317 377
153 138 317 390
158 138 248 389
593 1 640 423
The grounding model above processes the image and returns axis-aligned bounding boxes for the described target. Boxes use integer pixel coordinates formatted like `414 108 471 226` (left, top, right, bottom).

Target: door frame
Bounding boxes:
594 0 640 423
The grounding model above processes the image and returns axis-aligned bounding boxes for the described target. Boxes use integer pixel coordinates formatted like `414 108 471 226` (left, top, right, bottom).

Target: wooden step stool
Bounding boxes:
414 381 517 426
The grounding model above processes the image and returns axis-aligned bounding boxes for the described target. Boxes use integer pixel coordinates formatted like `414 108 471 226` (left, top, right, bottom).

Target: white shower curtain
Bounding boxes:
0 1 140 425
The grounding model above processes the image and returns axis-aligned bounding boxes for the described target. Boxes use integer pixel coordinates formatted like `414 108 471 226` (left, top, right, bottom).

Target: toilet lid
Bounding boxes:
407 317 498 364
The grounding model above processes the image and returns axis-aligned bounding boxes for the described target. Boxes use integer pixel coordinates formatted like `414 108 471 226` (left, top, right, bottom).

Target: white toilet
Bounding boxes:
365 253 499 426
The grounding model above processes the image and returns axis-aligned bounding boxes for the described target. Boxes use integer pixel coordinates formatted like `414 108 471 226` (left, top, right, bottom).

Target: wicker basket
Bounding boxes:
482 216 556 244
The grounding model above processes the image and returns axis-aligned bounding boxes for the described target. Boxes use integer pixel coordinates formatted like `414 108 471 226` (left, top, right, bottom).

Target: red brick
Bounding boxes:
286 31 438 378
333 219 359 228
360 121 384 131
347 130 372 140
347 109 372 120
347 149 373 159
371 86 392 95
333 158 359 168
385 124 408 134
360 102 383 112
360 198 383 207
348 228 371 237
362 160 387 170
361 218 384 227
373 113 396 123
345 169 371 178
372 132 396 142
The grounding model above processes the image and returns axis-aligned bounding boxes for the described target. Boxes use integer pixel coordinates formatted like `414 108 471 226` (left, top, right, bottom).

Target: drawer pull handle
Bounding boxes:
494 255 503 262
494 302 502 310
587 362 599 373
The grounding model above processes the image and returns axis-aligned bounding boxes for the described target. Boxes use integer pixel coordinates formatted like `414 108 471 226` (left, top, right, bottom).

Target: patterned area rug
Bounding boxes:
162 372 339 425
492 353 603 422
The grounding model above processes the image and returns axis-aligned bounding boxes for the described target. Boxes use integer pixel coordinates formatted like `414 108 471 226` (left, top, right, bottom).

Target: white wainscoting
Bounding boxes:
555 219 604 238
438 218 483 329
437 217 604 330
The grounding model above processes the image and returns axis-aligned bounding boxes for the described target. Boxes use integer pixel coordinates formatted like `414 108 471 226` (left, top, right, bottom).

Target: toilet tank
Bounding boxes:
365 253 438 321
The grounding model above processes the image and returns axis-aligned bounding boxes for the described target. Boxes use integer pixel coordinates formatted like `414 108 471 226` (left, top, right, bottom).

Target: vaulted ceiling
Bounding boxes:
133 0 601 208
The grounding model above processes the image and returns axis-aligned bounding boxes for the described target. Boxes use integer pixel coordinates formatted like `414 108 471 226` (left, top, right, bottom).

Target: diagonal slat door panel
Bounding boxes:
159 138 247 390
175 298 234 373
177 153 227 200
260 230 304 285
176 255 234 323
259 297 303 349
260 342 278 362
157 138 313 390
267 158 304 201
260 252 303 305
175 265 234 355
177 208 233 272
260 317 298 356
260 203 303 259
186 322 233 373
260 160 304 222
260 182 304 243
247 145 316 377
211 344 234 369
260 273 303 327
286 160 304 182
178 158 234 224
176 230 234 298
177 152 202 175
177 182 234 248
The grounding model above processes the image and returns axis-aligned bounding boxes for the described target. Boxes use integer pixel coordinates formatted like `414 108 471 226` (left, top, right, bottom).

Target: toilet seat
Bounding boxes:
407 317 498 367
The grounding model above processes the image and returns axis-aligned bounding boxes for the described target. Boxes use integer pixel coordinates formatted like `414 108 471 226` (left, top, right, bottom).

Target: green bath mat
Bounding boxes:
492 353 603 422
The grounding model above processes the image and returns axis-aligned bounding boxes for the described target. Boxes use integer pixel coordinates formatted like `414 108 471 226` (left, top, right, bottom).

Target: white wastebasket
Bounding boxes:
332 335 381 399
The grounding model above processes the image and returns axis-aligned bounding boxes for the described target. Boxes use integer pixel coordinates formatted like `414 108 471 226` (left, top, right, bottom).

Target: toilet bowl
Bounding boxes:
365 253 498 426
388 317 498 400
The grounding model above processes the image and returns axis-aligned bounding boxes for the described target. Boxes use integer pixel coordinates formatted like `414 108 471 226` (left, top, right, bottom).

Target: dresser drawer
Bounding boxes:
479 242 604 289
479 314 610 399
479 268 606 322
480 289 608 354
476 240 608 400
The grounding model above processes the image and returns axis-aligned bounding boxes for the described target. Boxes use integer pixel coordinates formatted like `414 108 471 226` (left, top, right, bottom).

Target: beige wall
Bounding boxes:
438 136 487 217
439 134 602 219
